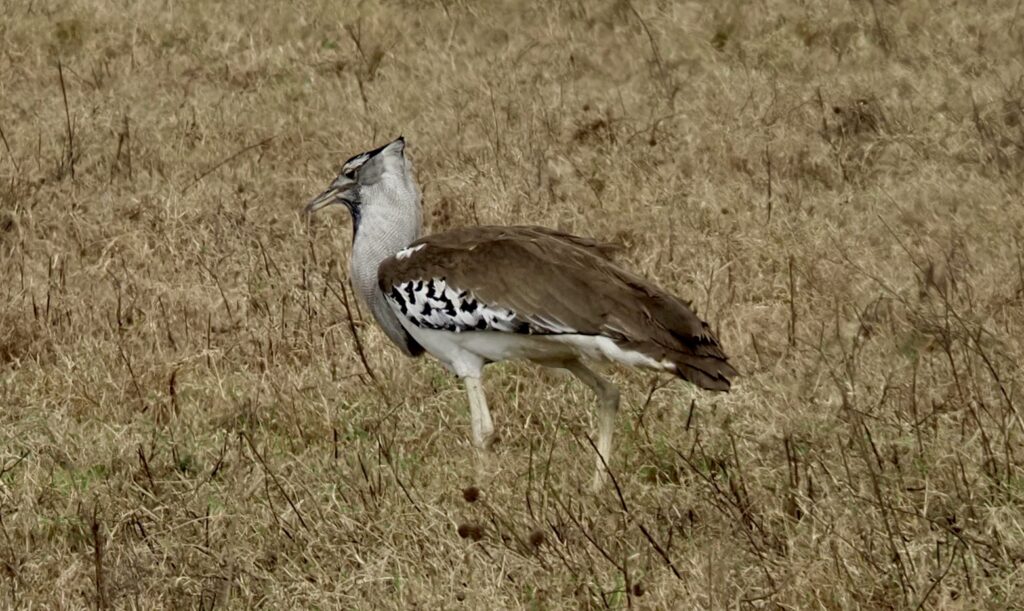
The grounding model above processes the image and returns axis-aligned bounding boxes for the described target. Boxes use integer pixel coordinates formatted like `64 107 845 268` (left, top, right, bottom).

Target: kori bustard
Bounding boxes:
306 137 736 489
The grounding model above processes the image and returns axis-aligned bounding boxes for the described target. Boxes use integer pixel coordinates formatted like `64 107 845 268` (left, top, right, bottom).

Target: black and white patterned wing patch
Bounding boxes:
384 277 573 335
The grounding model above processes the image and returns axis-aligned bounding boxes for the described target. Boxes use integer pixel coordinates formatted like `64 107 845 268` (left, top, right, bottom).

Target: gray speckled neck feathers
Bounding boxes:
350 193 422 355
343 139 424 356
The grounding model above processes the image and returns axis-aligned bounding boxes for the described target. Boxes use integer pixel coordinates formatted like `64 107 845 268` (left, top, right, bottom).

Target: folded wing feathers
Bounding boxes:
378 225 736 391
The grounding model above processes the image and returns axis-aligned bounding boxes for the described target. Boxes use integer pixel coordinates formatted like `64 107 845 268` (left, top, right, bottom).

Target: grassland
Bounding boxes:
2 0 1024 608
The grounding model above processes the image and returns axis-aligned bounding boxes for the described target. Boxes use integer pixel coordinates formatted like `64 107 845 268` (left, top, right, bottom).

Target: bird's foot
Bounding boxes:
473 447 495 485
471 432 501 483
478 431 499 451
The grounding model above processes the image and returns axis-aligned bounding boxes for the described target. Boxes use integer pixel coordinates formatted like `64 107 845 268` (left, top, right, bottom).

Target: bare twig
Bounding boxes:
0 122 19 172
325 277 378 384
90 505 108 609
550 491 623 572
111 112 132 182
117 342 147 412
788 255 797 347
376 434 423 515
851 416 912 604
196 255 234 322
623 0 674 104
637 523 682 579
913 542 961 611
136 445 157 493
581 432 628 514
242 432 310 533
764 142 773 222
57 60 75 180
869 0 893 53
182 135 276 194
0 450 30 479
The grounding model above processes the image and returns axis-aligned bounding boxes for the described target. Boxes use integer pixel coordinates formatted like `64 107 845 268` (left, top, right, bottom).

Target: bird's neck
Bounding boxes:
349 189 422 328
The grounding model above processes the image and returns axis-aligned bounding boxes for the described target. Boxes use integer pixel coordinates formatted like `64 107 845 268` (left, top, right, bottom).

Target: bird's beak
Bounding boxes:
305 183 353 215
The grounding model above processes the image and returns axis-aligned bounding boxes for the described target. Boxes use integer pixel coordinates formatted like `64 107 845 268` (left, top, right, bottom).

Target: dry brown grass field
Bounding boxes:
2 0 1024 608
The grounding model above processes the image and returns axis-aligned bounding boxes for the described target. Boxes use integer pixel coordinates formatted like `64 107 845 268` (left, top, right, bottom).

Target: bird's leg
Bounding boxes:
463 375 496 482
464 375 495 450
563 361 621 491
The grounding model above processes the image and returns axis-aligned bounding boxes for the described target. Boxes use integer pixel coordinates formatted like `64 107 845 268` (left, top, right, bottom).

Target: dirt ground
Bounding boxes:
2 0 1023 608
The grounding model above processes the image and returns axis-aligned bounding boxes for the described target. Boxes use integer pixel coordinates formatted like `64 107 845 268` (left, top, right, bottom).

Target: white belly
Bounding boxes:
397 319 670 378
398 324 572 377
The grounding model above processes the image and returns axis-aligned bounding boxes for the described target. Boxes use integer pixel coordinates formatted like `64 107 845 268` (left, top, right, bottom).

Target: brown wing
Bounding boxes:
511 225 623 260
378 225 736 391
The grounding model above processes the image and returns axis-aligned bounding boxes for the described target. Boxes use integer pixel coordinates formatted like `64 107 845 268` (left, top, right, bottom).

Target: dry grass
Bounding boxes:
2 0 1024 608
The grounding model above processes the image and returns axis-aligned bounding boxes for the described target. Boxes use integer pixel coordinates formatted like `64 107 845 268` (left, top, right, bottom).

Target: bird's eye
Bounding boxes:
344 170 356 180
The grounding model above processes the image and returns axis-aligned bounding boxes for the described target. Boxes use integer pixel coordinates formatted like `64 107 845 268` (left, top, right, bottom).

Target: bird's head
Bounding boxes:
305 136 419 226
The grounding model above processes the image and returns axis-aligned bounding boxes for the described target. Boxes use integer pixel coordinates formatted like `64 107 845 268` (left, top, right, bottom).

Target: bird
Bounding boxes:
306 136 737 490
